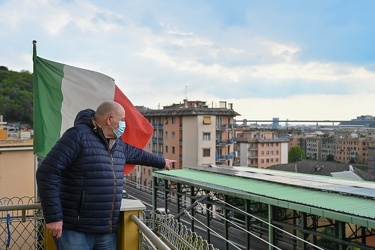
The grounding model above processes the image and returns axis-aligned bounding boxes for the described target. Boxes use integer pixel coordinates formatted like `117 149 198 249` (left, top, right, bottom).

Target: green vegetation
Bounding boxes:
0 66 33 125
326 154 335 161
288 146 305 162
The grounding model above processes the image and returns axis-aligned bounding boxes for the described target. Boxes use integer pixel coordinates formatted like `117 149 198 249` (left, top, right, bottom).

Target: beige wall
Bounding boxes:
197 115 216 166
280 141 289 164
182 116 199 167
0 147 35 199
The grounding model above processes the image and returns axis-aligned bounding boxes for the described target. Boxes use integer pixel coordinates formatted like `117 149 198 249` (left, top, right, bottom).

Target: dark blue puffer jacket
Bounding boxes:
36 109 165 233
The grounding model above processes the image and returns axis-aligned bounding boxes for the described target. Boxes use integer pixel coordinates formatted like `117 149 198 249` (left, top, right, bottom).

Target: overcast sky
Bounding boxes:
1 0 375 121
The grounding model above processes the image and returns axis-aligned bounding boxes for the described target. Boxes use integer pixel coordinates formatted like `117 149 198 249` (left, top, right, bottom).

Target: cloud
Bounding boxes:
230 93 375 120
1 0 375 121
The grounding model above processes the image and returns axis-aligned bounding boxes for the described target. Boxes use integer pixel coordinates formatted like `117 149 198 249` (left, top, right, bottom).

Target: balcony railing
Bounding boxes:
0 196 218 250
0 197 45 250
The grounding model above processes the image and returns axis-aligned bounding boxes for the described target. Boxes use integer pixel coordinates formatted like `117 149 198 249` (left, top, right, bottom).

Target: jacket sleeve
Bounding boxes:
124 143 166 169
36 128 81 223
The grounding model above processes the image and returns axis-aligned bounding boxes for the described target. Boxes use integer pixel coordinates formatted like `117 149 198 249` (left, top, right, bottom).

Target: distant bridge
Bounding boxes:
235 119 351 125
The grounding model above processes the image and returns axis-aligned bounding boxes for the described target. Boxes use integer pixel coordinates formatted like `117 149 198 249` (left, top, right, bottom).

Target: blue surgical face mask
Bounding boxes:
110 118 126 138
114 120 126 138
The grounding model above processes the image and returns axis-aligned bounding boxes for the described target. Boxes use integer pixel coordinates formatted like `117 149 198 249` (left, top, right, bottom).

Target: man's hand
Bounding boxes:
46 221 63 238
164 159 177 170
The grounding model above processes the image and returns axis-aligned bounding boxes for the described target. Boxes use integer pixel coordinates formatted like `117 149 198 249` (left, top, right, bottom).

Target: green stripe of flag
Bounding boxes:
33 54 64 157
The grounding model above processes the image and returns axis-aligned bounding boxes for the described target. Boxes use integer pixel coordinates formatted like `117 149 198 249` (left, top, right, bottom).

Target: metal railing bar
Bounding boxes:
0 204 41 211
173 193 210 220
130 214 171 250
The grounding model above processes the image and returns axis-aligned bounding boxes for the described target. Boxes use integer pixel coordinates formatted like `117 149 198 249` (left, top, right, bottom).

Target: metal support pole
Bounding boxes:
206 191 211 244
163 179 168 210
268 204 274 250
338 221 346 250
301 212 307 250
176 183 181 220
245 199 251 249
190 186 195 231
224 194 229 250
152 176 157 211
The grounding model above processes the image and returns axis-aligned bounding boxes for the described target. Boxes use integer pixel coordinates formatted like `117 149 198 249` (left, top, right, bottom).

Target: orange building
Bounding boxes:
335 137 367 164
235 130 289 168
130 100 239 189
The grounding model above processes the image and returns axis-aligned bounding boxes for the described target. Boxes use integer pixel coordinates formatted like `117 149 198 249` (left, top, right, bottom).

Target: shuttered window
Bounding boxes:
203 116 211 124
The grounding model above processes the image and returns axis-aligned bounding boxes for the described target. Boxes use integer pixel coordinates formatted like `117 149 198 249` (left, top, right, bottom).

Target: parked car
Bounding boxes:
155 207 173 219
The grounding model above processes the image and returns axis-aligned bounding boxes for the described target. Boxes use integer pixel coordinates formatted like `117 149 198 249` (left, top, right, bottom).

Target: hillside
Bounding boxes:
0 66 33 126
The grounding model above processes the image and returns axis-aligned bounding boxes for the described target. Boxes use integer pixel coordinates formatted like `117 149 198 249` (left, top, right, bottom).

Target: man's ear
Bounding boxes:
106 115 112 126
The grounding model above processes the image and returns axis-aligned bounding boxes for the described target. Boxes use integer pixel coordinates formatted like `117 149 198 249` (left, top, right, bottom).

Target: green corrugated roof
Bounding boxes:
154 167 375 228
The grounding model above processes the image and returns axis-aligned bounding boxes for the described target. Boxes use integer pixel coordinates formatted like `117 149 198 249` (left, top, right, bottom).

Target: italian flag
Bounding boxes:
32 41 153 174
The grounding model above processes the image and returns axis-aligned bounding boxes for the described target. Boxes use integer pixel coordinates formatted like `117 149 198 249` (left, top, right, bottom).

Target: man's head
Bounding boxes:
94 101 126 139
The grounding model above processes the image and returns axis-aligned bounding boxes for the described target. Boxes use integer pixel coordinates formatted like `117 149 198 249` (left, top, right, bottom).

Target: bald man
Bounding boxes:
36 101 175 250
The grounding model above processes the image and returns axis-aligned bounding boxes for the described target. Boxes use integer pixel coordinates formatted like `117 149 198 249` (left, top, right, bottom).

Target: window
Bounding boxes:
165 131 168 138
165 146 168 153
172 132 175 139
203 148 210 157
172 146 175 154
203 116 211 124
172 117 175 124
203 132 211 141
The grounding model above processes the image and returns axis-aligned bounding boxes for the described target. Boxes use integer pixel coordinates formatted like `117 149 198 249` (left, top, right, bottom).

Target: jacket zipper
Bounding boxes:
109 150 117 233
94 125 117 234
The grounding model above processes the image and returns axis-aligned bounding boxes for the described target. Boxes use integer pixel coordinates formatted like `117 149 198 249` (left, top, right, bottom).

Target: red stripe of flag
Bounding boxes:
114 85 153 174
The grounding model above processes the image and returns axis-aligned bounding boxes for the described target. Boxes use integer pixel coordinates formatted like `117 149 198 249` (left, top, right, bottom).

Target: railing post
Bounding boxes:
117 199 146 250
45 228 56 250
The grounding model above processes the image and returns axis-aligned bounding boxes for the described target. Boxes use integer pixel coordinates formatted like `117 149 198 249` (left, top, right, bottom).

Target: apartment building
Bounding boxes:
321 136 335 160
134 99 239 189
335 136 366 164
235 130 289 168
306 135 322 160
288 134 303 150
368 144 375 175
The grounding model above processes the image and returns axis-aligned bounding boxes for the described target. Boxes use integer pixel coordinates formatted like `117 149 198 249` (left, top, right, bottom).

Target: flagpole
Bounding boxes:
32 40 38 203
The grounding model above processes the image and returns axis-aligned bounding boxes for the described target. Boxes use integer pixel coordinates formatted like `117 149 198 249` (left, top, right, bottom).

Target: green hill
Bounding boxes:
0 66 33 126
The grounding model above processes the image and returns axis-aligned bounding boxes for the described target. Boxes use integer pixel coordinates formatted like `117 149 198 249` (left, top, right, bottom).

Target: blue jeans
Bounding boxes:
54 230 116 250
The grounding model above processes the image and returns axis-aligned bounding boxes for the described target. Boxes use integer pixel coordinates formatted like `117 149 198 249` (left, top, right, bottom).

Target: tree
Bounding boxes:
0 68 33 125
288 146 305 163
326 154 335 161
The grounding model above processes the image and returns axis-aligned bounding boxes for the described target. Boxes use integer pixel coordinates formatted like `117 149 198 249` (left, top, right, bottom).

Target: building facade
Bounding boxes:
235 130 289 168
133 99 239 189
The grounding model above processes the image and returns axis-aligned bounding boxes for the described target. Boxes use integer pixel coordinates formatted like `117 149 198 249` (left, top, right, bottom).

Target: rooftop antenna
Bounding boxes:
184 85 188 100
